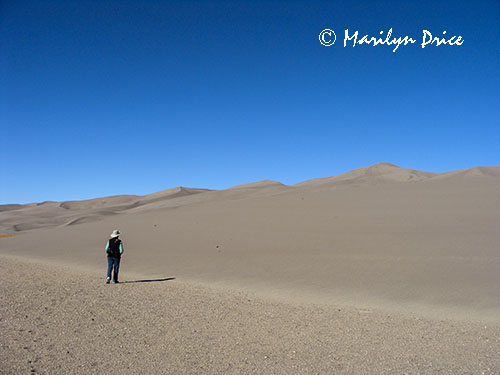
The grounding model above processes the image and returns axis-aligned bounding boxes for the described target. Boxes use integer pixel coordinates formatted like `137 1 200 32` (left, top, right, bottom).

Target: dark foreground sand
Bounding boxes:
2 256 500 375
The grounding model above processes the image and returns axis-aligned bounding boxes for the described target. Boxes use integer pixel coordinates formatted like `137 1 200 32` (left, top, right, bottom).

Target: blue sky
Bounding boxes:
1 1 499 203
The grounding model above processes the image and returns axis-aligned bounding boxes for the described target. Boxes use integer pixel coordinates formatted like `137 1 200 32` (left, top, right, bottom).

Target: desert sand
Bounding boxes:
1 163 500 373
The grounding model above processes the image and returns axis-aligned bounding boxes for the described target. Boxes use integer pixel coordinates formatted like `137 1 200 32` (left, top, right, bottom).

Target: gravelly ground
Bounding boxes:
1 255 500 375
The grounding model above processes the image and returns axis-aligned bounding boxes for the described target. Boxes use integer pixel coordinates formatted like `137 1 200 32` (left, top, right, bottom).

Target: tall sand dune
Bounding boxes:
1 163 500 321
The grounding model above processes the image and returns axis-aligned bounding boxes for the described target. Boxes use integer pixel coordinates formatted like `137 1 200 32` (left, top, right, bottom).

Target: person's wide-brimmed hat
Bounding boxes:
110 230 121 238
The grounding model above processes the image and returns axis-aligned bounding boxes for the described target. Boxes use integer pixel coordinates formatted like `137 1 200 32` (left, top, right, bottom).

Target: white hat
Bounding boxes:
110 229 121 238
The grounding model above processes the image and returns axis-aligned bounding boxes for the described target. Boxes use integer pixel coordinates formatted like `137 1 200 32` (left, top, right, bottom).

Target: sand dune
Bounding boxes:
294 162 437 187
226 179 287 190
0 187 210 232
1 163 500 322
427 165 500 181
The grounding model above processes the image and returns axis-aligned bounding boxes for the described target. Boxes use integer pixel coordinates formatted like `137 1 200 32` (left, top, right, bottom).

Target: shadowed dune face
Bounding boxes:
59 195 138 210
1 163 500 321
0 204 24 212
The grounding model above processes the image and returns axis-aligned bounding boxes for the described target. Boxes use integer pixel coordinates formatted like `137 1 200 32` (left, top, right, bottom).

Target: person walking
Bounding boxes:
105 230 124 284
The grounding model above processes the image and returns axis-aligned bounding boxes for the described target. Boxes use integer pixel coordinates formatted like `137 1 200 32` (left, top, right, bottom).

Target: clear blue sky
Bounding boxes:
1 1 499 203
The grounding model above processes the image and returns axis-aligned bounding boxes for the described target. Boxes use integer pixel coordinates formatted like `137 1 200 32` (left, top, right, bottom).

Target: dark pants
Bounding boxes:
107 257 121 281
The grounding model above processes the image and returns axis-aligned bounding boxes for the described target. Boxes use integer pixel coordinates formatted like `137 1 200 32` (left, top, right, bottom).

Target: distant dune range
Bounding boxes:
1 163 500 321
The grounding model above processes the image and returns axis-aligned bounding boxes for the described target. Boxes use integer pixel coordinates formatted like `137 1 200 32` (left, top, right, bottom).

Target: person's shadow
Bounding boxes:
122 277 175 284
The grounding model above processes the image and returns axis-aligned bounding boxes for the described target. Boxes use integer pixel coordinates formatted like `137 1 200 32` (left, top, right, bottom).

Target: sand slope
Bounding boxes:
1 163 500 321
